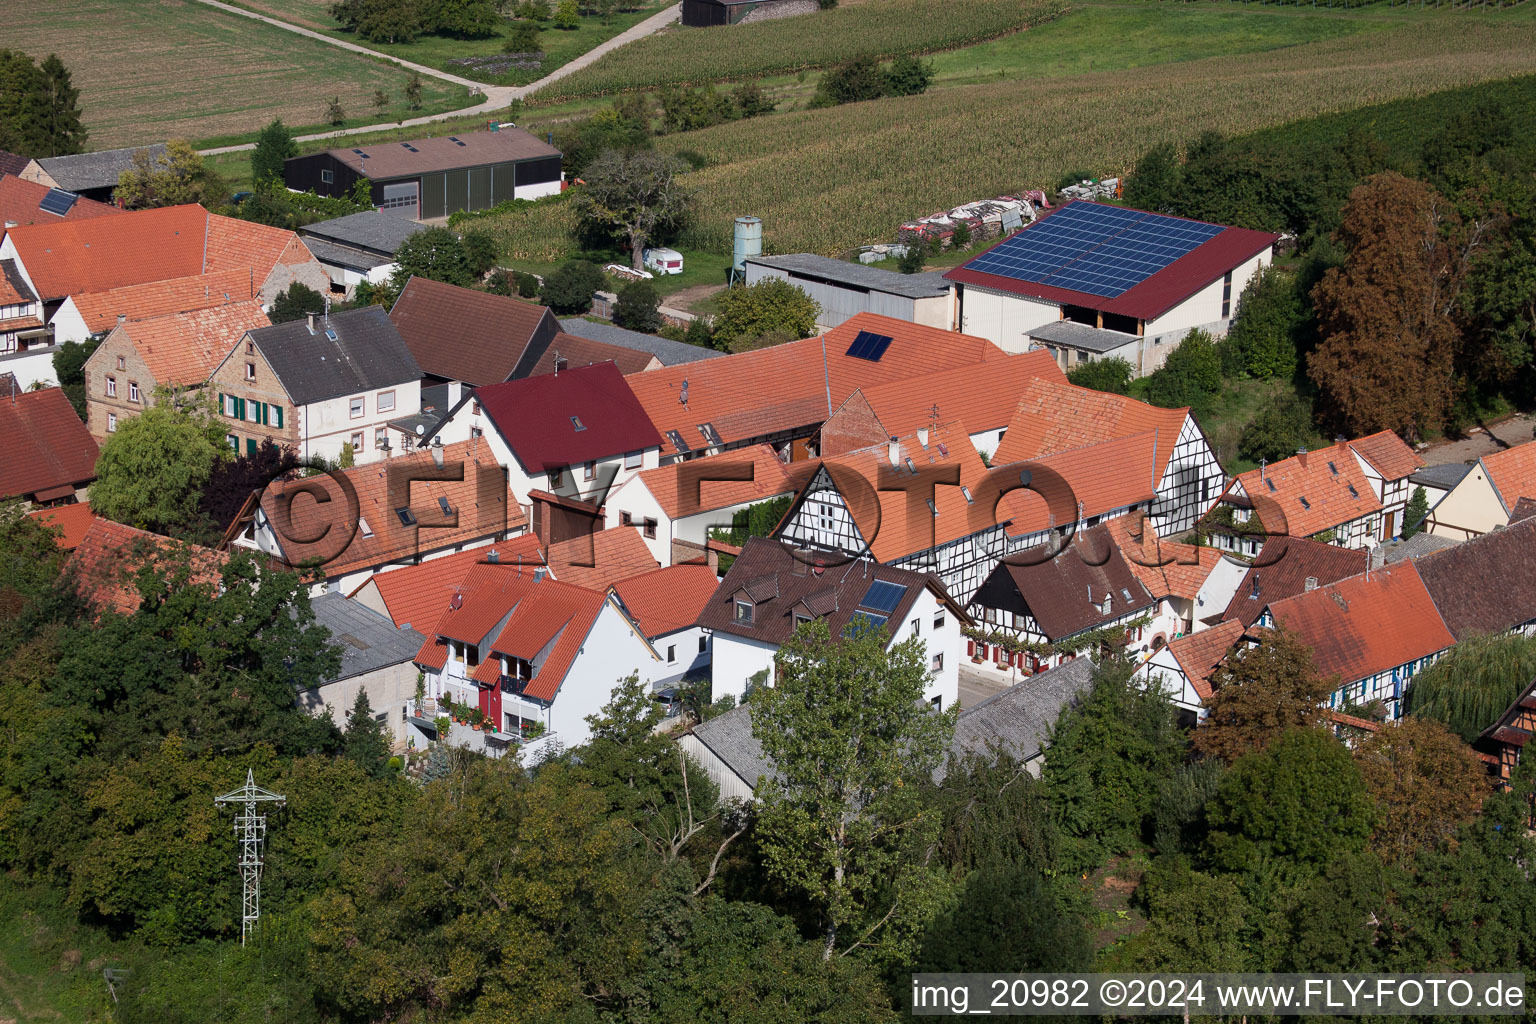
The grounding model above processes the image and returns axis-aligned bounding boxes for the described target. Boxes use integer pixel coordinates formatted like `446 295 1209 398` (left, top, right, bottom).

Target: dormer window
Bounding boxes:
793 611 810 628
734 599 754 625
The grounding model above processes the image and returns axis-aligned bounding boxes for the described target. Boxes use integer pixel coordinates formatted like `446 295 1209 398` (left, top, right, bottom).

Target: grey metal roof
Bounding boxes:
36 144 168 192
1026 319 1140 354
299 211 427 258
249 305 422 406
690 704 777 789
309 592 425 683
299 236 394 273
558 318 724 365
1410 462 1474 490
948 658 1096 765
745 253 952 300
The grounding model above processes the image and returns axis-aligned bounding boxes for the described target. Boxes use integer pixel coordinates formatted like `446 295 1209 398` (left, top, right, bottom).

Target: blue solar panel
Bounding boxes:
846 611 888 635
859 579 907 615
38 188 77 217
963 202 1224 299
846 330 893 361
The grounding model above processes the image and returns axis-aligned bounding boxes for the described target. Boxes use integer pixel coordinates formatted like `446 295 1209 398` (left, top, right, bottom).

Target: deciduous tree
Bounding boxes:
612 279 663 332
390 225 475 290
1066 355 1133 395
1354 716 1485 865
1223 265 1304 380
113 140 228 210
539 259 604 315
90 396 229 535
1194 627 1336 764
710 278 819 350
269 281 326 324
1145 328 1221 413
572 148 693 271
1403 632 1536 742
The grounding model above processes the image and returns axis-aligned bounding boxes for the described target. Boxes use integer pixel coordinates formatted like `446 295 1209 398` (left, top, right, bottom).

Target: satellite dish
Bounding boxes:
415 423 425 436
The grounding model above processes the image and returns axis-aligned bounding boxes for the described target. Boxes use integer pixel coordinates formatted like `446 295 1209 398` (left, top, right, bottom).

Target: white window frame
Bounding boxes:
105 376 116 397
349 396 364 419
377 389 396 413
107 412 117 432
245 362 256 381
128 381 140 403
624 450 643 470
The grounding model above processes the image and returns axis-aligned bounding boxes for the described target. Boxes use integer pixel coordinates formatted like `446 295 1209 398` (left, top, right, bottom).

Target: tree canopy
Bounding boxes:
1194 627 1337 764
1403 631 1536 742
251 118 298 185
90 397 230 535
114 140 227 210
710 278 820 351
572 148 693 271
0 50 86 157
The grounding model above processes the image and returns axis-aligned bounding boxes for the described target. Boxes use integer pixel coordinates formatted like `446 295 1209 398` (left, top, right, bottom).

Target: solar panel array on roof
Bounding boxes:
848 611 888 634
38 188 78 217
846 330 893 361
859 578 907 615
965 203 1225 299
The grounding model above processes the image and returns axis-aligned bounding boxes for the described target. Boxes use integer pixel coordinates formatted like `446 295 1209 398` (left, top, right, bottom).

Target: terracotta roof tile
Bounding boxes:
347 534 545 629
1415 513 1536 641
66 519 227 615
66 269 258 335
1265 561 1454 685
0 387 98 500
546 526 659 589
1480 439 1536 513
1347 429 1424 481
0 173 120 228
613 564 720 637
27 501 97 551
1166 619 1244 700
633 443 795 520
259 440 528 580
993 377 1189 483
117 301 270 386
527 332 656 377
1227 441 1383 539
388 276 558 386
847 349 1067 440
0 259 36 306
1220 536 1369 628
627 313 1008 458
999 432 1159 538
1106 513 1225 601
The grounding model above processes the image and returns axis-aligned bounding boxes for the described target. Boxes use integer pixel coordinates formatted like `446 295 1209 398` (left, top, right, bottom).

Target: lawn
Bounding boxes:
0 880 123 1023
222 0 671 85
5 0 469 149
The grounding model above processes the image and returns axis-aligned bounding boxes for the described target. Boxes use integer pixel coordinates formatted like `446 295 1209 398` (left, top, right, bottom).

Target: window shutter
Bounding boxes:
274 405 284 429
236 396 246 420
258 401 268 426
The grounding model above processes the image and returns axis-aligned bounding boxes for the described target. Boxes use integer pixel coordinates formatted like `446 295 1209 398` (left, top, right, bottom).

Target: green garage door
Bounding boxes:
444 169 469 216
491 162 518 203
419 172 446 220
468 166 492 211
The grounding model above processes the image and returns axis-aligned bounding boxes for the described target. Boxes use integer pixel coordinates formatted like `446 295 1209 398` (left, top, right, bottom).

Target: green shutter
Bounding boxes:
236 397 246 420
246 438 258 456
258 401 268 426
274 405 284 429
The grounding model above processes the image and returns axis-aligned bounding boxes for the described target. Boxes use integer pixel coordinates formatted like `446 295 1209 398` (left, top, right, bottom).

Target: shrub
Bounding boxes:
815 57 887 107
1144 329 1221 412
504 20 541 53
884 54 933 97
1238 393 1315 465
540 260 605 314
613 280 663 332
1066 356 1133 395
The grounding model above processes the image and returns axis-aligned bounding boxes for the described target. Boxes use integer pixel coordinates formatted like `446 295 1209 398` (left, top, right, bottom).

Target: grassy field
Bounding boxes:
6 0 471 150
537 0 1070 99
223 0 670 84
0 881 121 1023
647 15 1536 255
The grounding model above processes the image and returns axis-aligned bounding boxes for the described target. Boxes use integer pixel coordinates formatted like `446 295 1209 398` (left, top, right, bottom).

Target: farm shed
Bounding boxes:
742 253 951 330
284 128 562 221
945 201 1277 372
681 0 817 27
21 144 169 202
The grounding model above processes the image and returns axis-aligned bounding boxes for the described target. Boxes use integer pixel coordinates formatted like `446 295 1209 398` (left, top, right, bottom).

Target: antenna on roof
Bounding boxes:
323 294 331 326
552 349 561 376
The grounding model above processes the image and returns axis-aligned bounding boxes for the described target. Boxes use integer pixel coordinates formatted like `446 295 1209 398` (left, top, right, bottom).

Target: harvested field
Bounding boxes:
5 0 467 148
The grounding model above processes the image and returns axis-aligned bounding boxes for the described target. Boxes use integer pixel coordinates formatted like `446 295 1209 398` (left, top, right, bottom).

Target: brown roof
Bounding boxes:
545 525 658 590
627 313 1008 459
1165 619 1244 701
993 377 1190 484
66 269 259 335
1220 535 1370 627
0 154 28 177
0 388 99 500
1510 496 1536 525
634 443 794 520
1265 561 1454 684
258 439 527 580
978 524 1156 641
347 534 544 629
115 301 270 387
613 564 721 637
0 173 120 227
1107 513 1225 602
1415 513 1536 641
66 519 227 615
698 536 966 645
388 276 559 386
1481 440 1536 513
326 128 560 179
526 332 656 377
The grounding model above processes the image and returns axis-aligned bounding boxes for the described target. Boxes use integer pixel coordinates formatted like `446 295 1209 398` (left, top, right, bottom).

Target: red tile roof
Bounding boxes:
117 301 270 387
944 201 1278 321
1265 561 1454 685
258 440 528 580
65 269 259 335
27 501 97 551
66 519 228 615
627 313 1008 459
475 361 662 472
546 525 659 590
613 564 720 637
388 276 558 386
999 432 1159 538
1166 619 1244 701
1480 439 1536 513
1107 513 1225 602
1227 438 1394 539
1347 430 1423 482
633 443 795 520
0 173 120 228
0 387 99 500
993 377 1190 484
846 348 1067 440
1220 535 1369 628
347 534 545 629
0 259 37 306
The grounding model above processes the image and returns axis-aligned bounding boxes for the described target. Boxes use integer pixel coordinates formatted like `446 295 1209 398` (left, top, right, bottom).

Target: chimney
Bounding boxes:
533 566 547 582
3 220 16 229
916 427 929 448
116 313 125 326
487 548 499 564
887 439 900 466
1304 576 1318 592
306 312 316 335
1296 447 1308 468
431 444 444 469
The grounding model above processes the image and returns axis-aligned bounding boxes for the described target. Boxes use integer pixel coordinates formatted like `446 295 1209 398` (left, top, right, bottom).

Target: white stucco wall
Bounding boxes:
1143 250 1269 341
1426 463 1505 541
538 601 660 748
297 660 421 747
296 380 423 465
652 624 710 686
954 284 1060 352
47 298 91 346
0 347 59 388
1191 555 1248 631
710 632 778 702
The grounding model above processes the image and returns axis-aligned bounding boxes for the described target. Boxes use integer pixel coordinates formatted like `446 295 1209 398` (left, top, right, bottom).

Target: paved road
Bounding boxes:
196 0 680 155
1420 412 1536 467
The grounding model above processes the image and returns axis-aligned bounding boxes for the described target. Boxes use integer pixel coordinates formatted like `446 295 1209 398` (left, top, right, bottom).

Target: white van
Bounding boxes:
642 247 684 276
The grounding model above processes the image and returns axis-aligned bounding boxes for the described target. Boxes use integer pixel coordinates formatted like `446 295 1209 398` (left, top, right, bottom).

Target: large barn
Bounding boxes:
283 128 562 221
681 0 817 26
944 201 1277 376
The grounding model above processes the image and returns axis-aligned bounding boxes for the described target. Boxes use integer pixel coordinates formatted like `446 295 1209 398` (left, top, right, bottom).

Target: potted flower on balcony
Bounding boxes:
469 708 485 732
522 720 546 740
434 714 451 737
413 673 426 717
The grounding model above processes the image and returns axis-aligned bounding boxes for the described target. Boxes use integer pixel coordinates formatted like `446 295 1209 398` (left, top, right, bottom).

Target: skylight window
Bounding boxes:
1265 478 1277 492
926 498 938 516
325 328 338 342
961 486 973 504
396 507 417 528
1328 461 1339 476
438 496 454 516
905 457 917 474
1347 484 1359 498
1299 496 1311 510
570 416 586 431
358 516 374 538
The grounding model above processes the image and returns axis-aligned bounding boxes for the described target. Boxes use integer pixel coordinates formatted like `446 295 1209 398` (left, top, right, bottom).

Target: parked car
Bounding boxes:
642 247 684 276
604 263 653 281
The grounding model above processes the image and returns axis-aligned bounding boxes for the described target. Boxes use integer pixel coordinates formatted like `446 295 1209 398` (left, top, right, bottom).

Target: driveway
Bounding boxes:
196 0 681 154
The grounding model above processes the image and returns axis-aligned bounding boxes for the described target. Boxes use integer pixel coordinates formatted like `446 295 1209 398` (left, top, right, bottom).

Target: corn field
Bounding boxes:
535 0 1069 99
650 20 1536 255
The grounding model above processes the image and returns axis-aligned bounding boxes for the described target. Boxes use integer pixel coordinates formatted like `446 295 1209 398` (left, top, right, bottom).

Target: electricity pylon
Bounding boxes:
214 768 286 946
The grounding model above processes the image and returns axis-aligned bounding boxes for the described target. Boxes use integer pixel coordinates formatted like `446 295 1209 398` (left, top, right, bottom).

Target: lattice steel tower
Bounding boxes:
214 769 286 946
